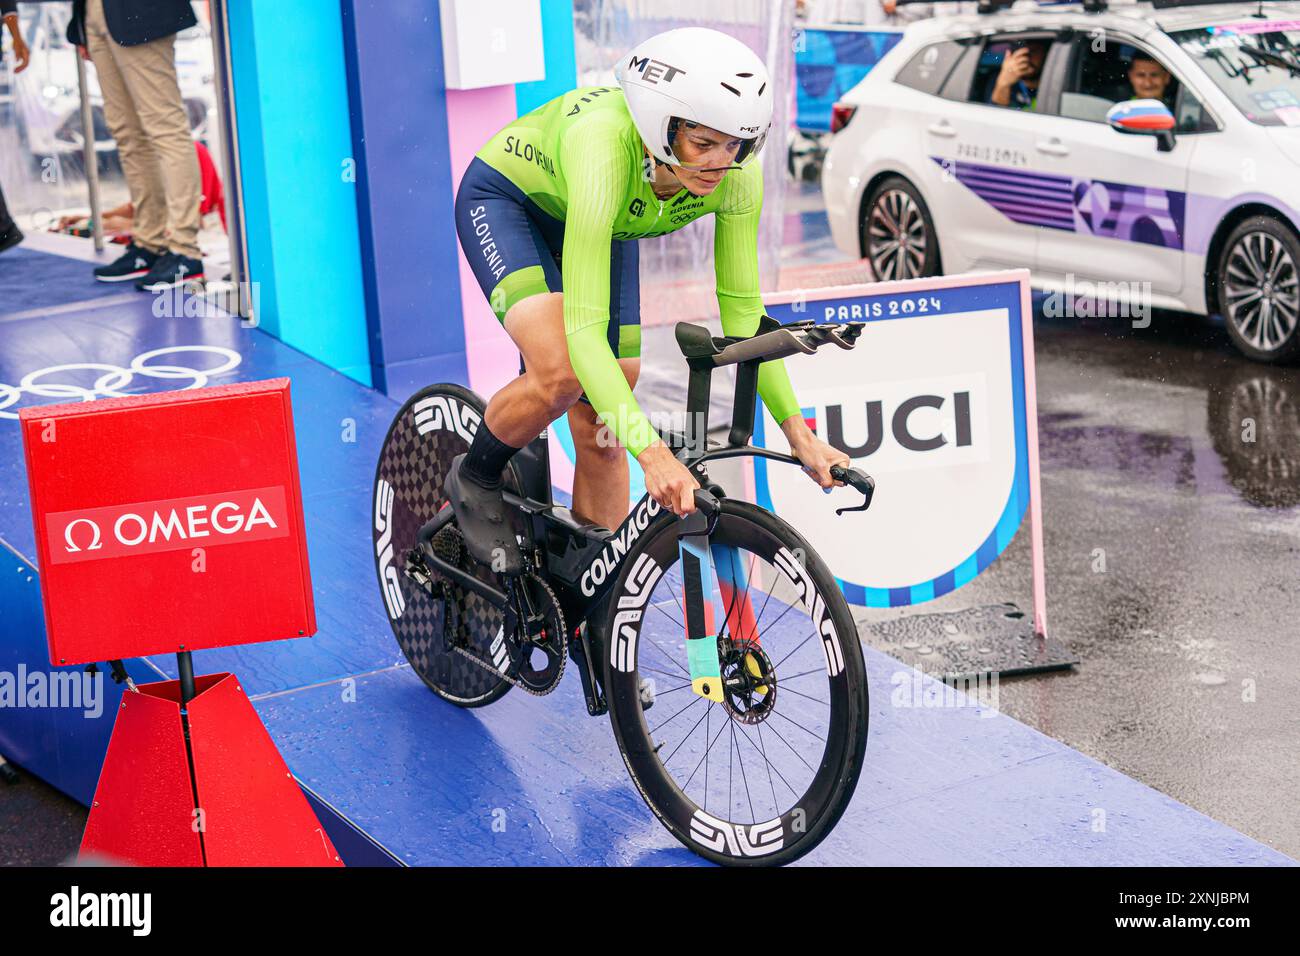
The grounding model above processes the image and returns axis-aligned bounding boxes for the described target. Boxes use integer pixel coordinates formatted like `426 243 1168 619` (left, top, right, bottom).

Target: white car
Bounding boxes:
823 0 1300 361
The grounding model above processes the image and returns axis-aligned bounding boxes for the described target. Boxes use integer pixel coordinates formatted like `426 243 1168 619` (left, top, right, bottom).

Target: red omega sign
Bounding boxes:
20 378 316 665
45 486 291 565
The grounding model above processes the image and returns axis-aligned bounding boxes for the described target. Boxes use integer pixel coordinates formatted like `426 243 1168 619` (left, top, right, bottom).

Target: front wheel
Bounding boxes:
861 175 941 281
604 499 868 866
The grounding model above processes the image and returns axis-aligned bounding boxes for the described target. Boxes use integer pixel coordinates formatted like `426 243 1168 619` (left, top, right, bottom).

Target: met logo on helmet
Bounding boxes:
628 55 685 85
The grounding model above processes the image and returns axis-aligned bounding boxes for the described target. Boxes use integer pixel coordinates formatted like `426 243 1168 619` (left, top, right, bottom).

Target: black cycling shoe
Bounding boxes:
0 222 23 255
94 242 158 282
443 454 524 576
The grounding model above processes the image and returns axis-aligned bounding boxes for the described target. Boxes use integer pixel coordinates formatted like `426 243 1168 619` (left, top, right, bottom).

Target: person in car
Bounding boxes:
1127 52 1173 105
990 39 1047 109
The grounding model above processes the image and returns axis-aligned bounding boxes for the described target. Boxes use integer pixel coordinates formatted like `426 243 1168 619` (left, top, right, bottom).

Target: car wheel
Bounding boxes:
1217 215 1300 363
861 175 941 281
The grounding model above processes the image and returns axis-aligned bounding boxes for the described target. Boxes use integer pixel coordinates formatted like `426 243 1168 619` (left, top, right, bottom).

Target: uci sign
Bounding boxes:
758 271 1043 611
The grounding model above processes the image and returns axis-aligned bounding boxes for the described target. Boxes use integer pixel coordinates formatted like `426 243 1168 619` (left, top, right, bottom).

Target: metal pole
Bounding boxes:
177 651 197 706
207 0 250 322
74 45 103 253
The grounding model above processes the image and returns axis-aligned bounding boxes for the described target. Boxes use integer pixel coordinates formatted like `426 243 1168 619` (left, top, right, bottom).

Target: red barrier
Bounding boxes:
20 379 340 866
82 674 340 867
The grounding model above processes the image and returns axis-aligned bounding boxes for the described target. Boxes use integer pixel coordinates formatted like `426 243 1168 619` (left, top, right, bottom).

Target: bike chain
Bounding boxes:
449 570 568 697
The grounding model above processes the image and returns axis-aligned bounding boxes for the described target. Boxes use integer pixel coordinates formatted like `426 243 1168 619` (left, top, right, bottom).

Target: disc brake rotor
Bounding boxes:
720 639 776 724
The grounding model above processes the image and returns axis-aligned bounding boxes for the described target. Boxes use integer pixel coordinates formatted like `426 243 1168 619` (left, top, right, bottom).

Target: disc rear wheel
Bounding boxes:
371 383 523 706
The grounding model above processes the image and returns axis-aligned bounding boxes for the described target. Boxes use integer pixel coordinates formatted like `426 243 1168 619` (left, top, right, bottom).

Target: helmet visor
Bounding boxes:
666 118 767 171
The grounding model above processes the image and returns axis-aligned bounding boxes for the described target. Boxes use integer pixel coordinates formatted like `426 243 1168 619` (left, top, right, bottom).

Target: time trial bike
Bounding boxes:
371 315 874 866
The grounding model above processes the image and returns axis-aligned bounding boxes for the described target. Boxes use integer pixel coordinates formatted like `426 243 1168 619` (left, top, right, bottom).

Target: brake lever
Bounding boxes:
829 465 875 515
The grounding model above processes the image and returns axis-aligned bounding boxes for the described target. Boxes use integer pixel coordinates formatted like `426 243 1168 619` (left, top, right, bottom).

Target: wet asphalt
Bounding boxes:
949 304 1300 860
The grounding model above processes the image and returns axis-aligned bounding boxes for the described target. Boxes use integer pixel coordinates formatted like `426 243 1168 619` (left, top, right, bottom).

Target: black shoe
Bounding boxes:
0 222 23 254
135 252 205 291
444 454 523 576
93 242 158 282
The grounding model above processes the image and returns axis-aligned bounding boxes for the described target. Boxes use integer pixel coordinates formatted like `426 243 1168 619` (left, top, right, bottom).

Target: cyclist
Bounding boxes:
449 27 849 574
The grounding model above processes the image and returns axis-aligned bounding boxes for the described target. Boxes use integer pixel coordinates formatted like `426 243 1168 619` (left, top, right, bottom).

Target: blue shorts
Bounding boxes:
454 157 642 360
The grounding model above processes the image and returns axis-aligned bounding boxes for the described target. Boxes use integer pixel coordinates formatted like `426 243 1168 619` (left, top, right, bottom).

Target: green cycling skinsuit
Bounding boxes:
453 85 800 457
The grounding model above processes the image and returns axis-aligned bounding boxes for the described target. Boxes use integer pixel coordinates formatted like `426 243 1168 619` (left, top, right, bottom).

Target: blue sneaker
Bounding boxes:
136 252 205 291
94 243 158 282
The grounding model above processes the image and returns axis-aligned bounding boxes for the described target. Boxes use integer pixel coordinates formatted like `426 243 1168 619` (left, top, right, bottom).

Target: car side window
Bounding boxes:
1173 83 1217 133
967 35 1055 112
895 40 967 97
1059 37 1209 131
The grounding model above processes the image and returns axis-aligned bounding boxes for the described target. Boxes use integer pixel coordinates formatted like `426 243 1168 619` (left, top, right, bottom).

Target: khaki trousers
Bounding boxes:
85 0 201 258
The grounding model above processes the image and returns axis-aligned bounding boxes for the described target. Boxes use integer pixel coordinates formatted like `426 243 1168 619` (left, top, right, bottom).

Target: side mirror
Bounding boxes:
1106 98 1177 151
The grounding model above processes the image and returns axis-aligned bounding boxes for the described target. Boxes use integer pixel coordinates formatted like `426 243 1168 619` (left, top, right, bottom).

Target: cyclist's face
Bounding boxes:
1129 58 1171 100
671 122 746 195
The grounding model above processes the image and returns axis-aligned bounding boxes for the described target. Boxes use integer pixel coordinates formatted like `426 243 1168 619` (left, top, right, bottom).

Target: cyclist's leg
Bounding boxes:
568 358 639 530
567 236 643 530
490 292 584 445
451 161 575 571
454 159 577 465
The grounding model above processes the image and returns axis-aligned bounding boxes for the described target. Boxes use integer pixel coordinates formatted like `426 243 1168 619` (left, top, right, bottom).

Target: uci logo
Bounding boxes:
812 392 975 458
627 55 686 85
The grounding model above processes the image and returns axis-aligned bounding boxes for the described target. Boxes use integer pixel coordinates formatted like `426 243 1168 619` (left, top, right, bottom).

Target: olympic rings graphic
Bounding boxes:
0 346 243 420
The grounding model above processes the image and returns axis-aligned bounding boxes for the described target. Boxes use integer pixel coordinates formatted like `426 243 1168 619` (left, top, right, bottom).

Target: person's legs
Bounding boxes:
567 359 640 530
0 178 22 253
446 292 578 574
109 31 201 260
565 235 643 529
454 160 568 489
488 292 585 447
84 0 167 255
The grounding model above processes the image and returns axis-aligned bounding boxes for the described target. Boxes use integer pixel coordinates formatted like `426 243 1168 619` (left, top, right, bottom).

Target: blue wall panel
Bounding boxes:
340 0 467 398
516 1 577 115
228 0 371 386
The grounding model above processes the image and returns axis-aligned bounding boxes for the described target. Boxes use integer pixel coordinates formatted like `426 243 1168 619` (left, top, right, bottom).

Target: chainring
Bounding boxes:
449 571 568 697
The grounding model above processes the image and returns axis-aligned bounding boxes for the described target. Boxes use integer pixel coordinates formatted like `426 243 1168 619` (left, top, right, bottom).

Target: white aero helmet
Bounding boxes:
615 27 773 169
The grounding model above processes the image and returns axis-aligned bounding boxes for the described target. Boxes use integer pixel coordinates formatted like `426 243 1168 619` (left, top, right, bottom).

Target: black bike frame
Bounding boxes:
409 316 869 716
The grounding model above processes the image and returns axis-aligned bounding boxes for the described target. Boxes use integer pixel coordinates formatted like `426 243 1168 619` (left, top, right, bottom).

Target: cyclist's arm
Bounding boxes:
561 123 661 457
714 162 801 427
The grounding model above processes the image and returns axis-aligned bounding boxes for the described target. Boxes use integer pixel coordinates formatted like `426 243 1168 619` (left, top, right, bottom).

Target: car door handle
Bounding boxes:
927 120 957 137
1036 138 1069 156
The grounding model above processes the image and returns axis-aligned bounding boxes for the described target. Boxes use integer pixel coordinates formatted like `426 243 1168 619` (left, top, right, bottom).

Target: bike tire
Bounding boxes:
371 383 522 707
603 498 868 866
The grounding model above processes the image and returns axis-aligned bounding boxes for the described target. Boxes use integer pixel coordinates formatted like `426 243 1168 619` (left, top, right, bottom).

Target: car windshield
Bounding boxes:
1172 21 1300 126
